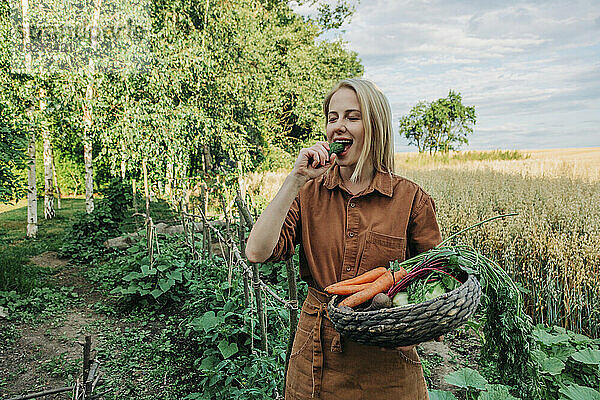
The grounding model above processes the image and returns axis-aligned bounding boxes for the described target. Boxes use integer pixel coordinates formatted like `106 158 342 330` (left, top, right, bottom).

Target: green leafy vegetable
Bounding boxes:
328 141 345 156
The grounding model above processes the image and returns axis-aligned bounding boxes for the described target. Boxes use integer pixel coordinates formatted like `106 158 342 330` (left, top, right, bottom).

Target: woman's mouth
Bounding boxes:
334 139 353 157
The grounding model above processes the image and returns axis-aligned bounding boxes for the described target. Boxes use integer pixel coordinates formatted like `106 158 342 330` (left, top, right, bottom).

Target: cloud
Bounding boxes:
291 0 600 150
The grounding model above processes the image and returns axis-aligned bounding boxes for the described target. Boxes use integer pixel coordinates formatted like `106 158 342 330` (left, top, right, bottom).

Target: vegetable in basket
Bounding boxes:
324 267 407 308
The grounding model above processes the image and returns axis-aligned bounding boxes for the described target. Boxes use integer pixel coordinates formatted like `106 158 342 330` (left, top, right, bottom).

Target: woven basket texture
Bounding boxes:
327 274 481 347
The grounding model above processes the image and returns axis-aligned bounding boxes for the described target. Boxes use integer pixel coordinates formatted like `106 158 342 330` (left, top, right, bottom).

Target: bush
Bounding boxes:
59 178 132 263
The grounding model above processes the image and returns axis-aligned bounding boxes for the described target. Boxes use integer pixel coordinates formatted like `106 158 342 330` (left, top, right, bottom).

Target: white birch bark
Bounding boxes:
40 87 55 219
83 0 102 214
22 0 37 237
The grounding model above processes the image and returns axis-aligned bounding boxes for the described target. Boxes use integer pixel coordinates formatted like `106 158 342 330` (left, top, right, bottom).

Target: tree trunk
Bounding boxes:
22 0 37 237
237 160 245 199
50 144 62 209
40 87 55 219
165 161 173 203
120 143 126 180
83 0 102 214
26 130 37 237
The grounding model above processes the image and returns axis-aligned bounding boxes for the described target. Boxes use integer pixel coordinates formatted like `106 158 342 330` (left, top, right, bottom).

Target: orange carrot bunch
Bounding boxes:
325 267 408 308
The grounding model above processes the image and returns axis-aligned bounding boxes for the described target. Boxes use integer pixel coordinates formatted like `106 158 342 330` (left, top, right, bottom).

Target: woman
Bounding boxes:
245 78 442 399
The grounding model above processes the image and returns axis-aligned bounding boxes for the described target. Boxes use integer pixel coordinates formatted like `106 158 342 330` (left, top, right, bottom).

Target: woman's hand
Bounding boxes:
291 141 336 183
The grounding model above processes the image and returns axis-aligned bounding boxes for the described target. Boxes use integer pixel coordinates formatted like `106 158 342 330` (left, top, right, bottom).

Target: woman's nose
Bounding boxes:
334 121 347 132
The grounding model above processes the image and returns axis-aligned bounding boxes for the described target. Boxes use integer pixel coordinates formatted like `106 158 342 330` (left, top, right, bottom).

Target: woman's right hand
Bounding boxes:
291 141 336 183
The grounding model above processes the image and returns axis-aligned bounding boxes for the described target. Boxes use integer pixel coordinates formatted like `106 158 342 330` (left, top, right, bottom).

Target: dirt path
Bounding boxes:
0 252 105 399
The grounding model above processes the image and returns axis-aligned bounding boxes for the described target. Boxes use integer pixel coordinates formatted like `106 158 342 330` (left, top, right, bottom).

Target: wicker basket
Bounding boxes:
327 274 481 348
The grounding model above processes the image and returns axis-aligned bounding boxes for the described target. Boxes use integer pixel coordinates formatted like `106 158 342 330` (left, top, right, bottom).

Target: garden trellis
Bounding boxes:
137 169 301 381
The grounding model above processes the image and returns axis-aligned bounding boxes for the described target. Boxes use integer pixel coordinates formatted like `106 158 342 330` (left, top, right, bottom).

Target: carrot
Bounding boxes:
325 267 388 290
325 283 372 295
338 268 408 308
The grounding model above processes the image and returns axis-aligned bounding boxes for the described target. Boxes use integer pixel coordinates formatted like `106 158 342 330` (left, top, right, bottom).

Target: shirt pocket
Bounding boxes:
358 231 406 273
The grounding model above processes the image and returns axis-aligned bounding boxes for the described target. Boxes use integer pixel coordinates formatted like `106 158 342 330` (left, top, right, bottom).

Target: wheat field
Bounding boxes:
246 148 600 337
395 147 600 183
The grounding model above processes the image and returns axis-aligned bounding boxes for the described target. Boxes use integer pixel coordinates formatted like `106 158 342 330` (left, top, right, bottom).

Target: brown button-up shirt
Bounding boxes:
268 165 442 290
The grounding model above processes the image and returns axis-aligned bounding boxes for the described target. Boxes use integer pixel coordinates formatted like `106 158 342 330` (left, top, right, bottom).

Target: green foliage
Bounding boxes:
0 286 79 323
440 367 521 400
531 325 600 399
429 390 458 400
479 284 540 398
400 90 476 154
41 352 81 382
100 178 132 219
314 0 357 31
86 231 301 398
559 384 600 400
58 205 119 262
59 179 131 262
0 0 28 203
110 239 190 305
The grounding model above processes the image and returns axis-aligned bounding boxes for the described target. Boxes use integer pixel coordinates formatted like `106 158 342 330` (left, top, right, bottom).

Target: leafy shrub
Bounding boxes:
109 239 192 306
58 204 120 262
432 325 600 400
59 178 131 263
100 178 132 219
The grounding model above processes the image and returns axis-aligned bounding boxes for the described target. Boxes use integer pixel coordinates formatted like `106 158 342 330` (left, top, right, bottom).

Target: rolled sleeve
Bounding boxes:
266 196 301 263
407 190 442 257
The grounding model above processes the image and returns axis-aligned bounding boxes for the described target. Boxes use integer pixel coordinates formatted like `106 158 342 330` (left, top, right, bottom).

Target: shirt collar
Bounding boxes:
324 164 393 197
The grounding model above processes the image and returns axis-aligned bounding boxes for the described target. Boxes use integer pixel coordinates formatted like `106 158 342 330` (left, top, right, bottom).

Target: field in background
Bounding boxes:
396 147 600 183
245 148 600 337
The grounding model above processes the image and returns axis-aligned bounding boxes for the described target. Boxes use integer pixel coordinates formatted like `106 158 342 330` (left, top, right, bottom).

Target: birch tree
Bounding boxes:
83 0 102 214
40 86 55 219
21 0 38 237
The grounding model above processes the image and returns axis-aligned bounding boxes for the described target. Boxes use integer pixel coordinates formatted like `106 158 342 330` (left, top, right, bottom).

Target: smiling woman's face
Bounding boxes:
326 87 365 169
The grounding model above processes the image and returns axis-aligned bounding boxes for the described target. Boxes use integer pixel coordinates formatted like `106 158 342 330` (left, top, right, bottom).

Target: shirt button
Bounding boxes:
348 232 355 238
349 202 356 208
345 266 352 271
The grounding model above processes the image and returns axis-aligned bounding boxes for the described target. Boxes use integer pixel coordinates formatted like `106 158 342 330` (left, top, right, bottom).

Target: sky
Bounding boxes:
291 0 600 152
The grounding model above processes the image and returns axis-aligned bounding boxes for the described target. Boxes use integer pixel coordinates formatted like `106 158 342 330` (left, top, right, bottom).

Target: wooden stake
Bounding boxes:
142 159 150 223
284 258 299 389
252 262 268 353
237 213 250 308
83 335 91 384
201 183 211 256
5 386 74 400
142 159 153 267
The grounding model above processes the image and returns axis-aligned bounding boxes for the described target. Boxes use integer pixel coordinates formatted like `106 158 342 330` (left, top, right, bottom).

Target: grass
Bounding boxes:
0 194 178 294
0 198 86 293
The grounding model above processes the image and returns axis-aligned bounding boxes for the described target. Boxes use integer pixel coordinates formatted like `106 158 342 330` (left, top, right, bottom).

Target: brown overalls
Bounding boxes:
267 165 442 399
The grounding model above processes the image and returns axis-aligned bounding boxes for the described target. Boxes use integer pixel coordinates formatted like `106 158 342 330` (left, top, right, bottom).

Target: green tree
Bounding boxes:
400 90 476 154
0 0 28 203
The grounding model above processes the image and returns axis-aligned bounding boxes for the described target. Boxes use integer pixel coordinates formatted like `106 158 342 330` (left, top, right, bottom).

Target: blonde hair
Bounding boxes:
323 78 395 182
